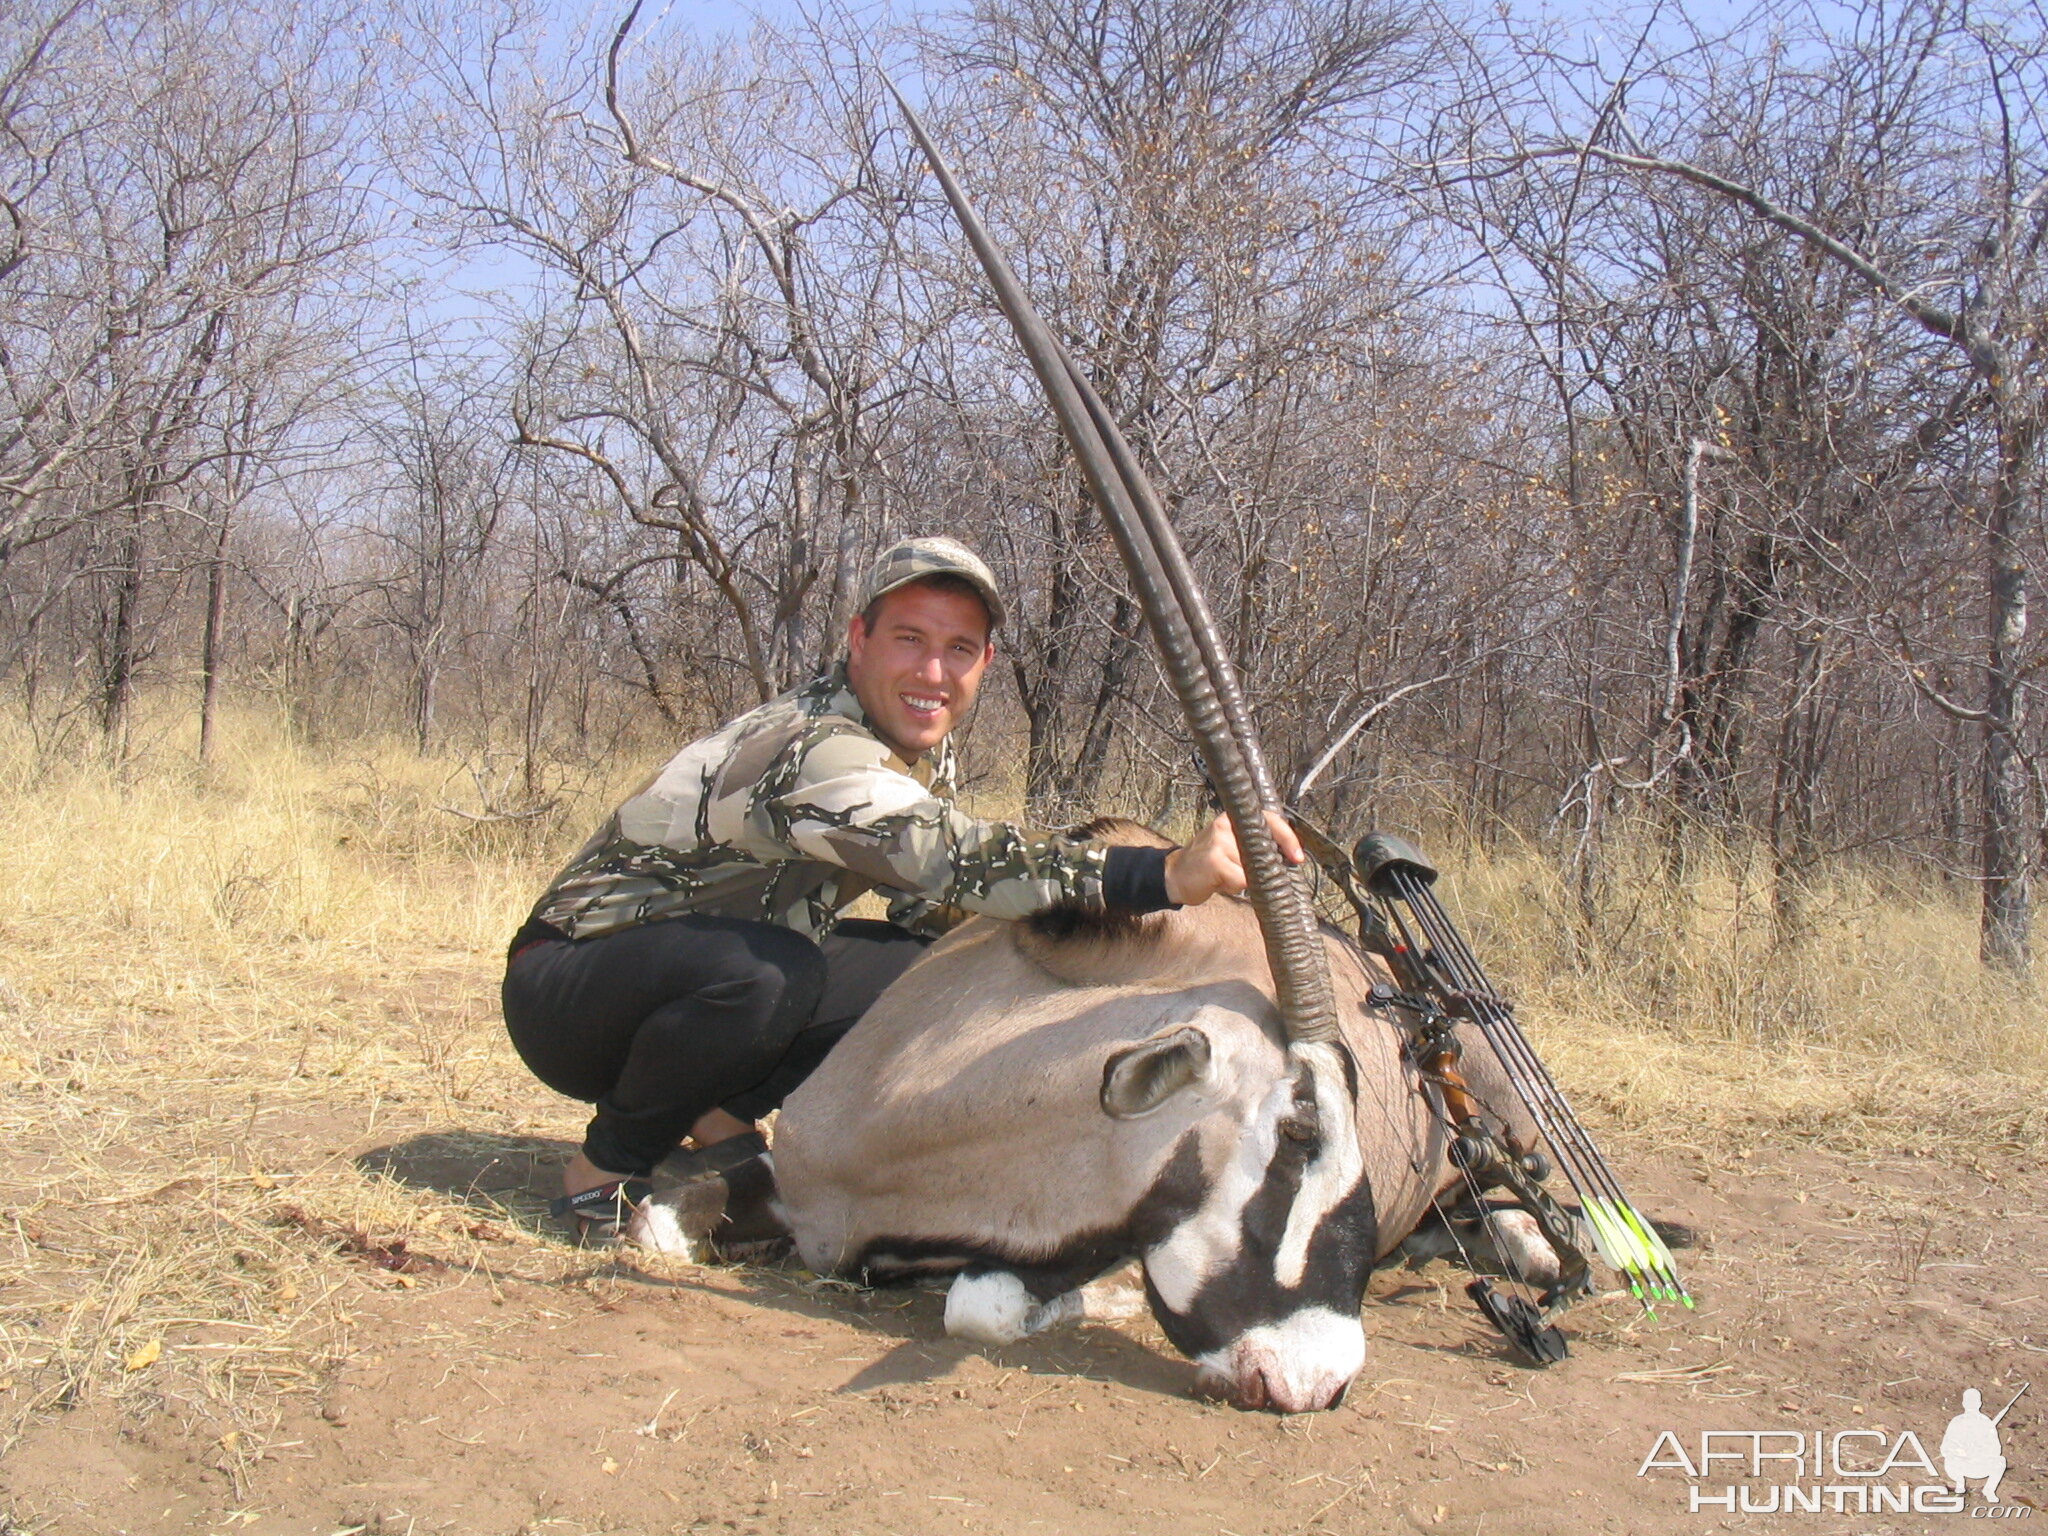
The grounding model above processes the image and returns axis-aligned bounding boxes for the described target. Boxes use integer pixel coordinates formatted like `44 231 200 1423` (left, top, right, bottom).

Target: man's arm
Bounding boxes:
767 730 1175 920
769 732 1304 919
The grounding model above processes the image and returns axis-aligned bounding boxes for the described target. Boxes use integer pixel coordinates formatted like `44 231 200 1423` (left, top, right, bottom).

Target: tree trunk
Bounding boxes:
1067 595 1141 807
1021 532 1088 820
1570 654 1604 928
412 652 437 755
283 595 315 744
100 489 147 763
1020 678 1064 818
1687 531 1780 825
1978 401 2038 970
1769 632 1823 947
818 512 862 677
523 522 548 803
198 509 230 765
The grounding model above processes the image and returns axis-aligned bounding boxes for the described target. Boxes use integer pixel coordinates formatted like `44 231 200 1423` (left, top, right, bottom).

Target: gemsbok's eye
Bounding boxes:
1278 1113 1318 1144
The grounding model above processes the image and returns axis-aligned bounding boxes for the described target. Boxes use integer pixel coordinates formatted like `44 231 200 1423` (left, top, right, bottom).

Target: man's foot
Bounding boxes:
555 1116 762 1247
549 1172 653 1246
562 1149 637 1203
687 1106 756 1147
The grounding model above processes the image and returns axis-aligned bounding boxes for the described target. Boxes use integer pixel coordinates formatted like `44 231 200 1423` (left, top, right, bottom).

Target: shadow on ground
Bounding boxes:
637 1257 1201 1402
356 1128 572 1216
355 1129 1201 1403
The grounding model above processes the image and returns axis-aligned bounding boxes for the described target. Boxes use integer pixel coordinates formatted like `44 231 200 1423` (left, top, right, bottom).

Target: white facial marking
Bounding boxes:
1195 1306 1367 1414
944 1270 1032 1346
626 1194 712 1261
1274 1041 1367 1289
1144 1071 1291 1312
1145 1038 1365 1310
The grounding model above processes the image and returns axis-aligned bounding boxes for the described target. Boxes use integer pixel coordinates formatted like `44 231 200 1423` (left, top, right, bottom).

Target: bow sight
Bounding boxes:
1291 815 1691 1364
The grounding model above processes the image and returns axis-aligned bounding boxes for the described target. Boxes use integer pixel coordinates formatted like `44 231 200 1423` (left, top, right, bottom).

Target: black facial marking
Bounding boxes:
851 1231 1124 1301
847 1135 1208 1302
1144 1065 1377 1363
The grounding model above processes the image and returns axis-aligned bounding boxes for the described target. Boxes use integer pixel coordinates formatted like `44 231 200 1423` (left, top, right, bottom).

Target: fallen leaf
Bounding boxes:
600 1456 620 1475
250 1172 276 1191
124 1338 162 1372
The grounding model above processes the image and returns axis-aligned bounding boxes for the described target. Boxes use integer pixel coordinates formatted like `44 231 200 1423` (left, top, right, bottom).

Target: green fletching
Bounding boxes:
1584 1198 1648 1273
1578 1198 1630 1271
1616 1202 1689 1303
1623 1203 1677 1269
1580 1195 1690 1310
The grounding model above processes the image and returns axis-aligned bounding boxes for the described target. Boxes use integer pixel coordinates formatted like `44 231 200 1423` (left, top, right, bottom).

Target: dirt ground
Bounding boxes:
2 962 2044 1536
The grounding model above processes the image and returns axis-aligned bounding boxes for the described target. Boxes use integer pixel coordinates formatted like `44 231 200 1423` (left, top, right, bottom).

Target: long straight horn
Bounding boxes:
889 86 1339 1046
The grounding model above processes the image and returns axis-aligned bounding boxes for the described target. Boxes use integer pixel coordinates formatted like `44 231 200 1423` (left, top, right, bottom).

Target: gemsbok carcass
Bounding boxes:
769 821 1560 1414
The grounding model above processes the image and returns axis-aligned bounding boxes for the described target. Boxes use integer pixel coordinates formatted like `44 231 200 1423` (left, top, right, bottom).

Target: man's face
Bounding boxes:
845 580 995 761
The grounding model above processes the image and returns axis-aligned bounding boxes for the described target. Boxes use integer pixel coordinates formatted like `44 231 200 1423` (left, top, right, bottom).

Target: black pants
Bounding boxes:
502 916 928 1178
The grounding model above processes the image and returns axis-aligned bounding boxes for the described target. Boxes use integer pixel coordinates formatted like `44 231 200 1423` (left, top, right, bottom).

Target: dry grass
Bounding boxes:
0 707 626 1454
0 706 2040 1457
1434 825 2048 1159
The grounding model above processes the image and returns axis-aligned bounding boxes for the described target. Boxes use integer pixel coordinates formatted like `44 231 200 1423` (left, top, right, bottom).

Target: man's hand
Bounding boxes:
1163 810 1306 906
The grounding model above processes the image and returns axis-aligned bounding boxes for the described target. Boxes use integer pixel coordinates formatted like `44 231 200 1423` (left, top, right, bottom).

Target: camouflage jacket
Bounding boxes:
526 665 1112 943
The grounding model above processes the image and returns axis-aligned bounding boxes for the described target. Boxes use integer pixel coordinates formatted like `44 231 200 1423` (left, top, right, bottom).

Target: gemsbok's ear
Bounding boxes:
1100 1025 1212 1119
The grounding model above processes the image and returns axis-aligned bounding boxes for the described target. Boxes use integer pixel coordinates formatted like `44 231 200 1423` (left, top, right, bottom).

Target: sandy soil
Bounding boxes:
4 1096 2042 1536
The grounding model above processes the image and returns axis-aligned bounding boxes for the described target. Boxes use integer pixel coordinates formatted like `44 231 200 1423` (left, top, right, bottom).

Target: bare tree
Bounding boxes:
920 0 1443 815
397 2 938 718
353 351 512 753
0 0 376 757
1442 0 2046 965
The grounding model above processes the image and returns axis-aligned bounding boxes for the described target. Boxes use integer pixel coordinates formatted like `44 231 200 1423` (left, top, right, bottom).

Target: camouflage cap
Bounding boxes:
863 536 1005 630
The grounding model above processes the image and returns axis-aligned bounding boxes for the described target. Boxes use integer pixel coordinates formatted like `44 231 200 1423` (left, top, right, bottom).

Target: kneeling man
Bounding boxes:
502 536 1297 1241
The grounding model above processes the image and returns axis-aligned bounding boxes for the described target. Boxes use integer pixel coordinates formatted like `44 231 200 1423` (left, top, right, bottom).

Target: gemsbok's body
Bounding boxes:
769 821 1556 1412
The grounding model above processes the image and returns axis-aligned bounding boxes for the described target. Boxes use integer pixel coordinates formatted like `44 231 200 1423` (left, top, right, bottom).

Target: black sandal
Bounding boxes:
660 1130 769 1184
549 1178 654 1246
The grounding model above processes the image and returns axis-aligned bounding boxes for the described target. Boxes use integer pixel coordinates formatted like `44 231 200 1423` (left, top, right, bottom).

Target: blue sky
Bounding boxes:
406 0 1797 350
409 0 856 345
